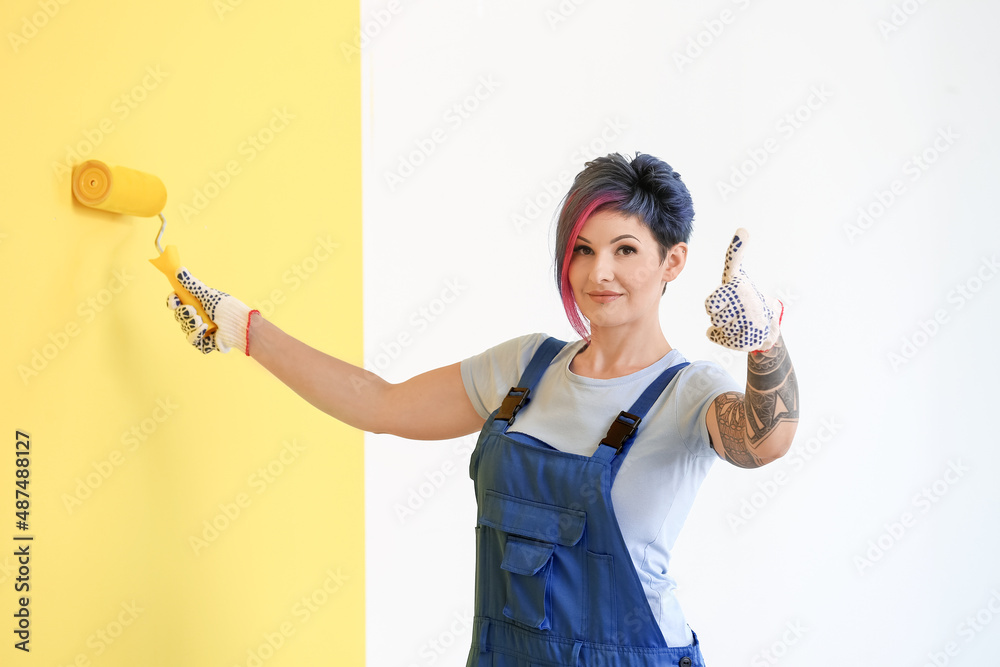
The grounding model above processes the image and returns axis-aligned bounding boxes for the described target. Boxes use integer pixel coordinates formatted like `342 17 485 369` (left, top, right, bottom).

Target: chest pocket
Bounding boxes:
478 490 586 630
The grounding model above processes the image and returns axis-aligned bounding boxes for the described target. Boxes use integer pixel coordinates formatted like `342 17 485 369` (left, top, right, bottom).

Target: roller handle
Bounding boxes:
149 245 218 335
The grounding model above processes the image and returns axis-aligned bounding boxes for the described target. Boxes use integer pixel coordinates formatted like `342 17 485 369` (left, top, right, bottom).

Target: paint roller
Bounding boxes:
71 159 217 334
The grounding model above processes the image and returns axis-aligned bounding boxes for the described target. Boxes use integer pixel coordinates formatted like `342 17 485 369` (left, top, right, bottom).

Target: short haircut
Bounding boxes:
553 152 695 339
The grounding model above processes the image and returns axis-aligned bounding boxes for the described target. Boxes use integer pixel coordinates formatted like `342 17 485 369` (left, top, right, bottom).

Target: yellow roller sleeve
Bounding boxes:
71 160 168 217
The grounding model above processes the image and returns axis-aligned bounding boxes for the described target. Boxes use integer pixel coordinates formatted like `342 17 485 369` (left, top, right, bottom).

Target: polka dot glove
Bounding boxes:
704 228 783 352
166 268 254 355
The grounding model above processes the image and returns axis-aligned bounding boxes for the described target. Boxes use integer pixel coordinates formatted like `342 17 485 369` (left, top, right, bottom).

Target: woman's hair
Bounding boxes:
554 152 695 340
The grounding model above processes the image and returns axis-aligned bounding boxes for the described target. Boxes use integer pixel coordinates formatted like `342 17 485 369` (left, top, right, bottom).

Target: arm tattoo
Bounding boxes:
745 335 799 445
711 336 799 468
713 392 763 468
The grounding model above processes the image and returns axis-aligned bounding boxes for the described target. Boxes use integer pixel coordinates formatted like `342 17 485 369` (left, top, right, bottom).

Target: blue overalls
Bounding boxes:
467 337 707 667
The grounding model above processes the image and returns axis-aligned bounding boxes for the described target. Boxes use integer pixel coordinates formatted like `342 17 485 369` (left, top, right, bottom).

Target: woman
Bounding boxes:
168 152 799 666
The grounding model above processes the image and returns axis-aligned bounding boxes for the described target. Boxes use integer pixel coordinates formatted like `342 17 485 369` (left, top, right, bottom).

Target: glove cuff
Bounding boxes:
213 296 254 355
753 298 784 354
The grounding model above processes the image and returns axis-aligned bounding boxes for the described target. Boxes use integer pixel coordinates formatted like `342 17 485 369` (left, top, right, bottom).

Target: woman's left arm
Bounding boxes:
702 227 799 467
706 334 799 468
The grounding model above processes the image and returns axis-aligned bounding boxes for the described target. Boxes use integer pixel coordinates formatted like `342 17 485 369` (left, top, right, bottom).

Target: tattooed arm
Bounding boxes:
705 334 799 468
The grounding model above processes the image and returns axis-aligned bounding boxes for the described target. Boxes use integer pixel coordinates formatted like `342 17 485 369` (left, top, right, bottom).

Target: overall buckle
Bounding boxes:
496 387 530 425
600 411 641 453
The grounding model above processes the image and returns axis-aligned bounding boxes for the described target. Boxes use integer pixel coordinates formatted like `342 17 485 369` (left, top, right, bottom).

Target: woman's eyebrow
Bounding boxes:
576 234 640 244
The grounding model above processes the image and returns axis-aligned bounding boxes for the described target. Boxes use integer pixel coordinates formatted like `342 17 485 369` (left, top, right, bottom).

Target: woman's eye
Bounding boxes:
573 245 592 255
618 245 637 255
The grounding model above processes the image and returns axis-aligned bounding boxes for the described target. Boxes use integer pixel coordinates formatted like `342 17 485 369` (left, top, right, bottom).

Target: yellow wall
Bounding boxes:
1 1 363 665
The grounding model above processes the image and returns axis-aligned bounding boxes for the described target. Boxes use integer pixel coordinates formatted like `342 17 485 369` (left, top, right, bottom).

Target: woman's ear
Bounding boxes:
662 242 688 283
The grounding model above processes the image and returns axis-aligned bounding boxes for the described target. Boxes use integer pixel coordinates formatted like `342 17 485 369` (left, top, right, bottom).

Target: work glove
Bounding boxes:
704 228 783 352
166 268 255 355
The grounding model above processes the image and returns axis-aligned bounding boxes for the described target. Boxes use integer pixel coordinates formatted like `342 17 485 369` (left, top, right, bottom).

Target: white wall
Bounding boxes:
362 1 1000 664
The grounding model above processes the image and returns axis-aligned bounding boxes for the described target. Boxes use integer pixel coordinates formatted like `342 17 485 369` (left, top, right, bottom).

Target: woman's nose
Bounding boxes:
590 251 614 282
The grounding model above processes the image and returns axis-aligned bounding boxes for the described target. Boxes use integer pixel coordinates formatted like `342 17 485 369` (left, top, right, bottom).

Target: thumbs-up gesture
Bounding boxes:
704 228 783 352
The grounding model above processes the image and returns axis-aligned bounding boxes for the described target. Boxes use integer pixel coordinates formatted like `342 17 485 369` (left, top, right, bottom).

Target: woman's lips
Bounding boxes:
588 292 621 304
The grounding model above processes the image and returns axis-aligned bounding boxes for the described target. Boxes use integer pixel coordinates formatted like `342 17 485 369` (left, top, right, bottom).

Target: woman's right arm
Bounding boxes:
248 313 486 441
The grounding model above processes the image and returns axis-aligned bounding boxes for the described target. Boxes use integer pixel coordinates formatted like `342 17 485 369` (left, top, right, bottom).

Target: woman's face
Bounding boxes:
568 209 686 334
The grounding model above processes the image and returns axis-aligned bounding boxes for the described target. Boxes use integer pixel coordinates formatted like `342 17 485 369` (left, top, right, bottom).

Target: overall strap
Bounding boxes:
494 337 568 429
628 361 690 421
591 362 691 482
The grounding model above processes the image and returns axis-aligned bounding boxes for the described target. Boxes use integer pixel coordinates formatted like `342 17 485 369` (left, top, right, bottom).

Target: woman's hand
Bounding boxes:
166 268 255 355
704 228 783 352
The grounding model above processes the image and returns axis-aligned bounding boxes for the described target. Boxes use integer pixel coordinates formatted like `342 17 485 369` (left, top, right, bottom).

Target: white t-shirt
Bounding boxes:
460 332 742 646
